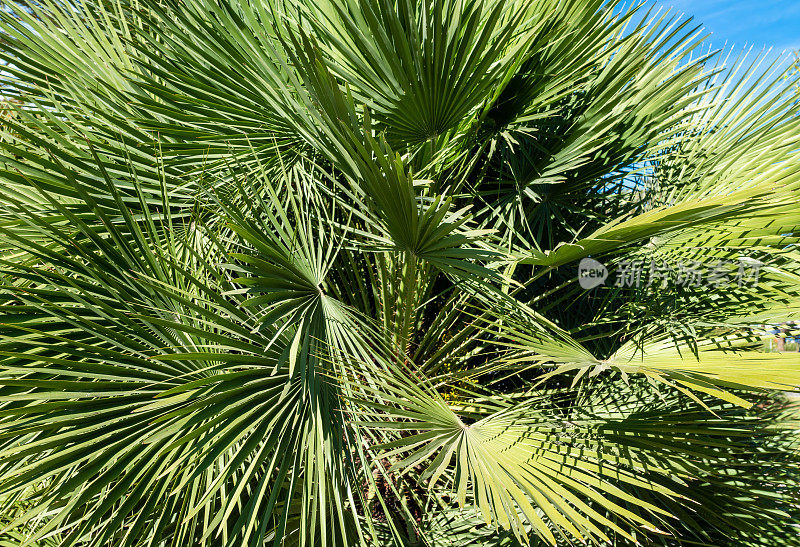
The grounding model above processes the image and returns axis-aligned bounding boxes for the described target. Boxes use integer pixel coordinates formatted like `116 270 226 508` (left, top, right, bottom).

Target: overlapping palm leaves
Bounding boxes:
0 0 799 544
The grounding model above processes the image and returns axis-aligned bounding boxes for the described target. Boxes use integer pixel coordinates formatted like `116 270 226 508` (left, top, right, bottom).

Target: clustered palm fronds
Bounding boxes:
0 0 799 545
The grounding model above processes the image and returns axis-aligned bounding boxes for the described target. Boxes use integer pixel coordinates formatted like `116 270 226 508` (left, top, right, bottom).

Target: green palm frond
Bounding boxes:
0 0 799 545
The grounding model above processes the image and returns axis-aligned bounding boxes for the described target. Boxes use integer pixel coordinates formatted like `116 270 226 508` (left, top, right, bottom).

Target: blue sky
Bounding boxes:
664 0 800 52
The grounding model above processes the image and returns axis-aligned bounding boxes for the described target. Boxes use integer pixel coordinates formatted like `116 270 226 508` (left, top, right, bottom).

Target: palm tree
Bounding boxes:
0 0 799 544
